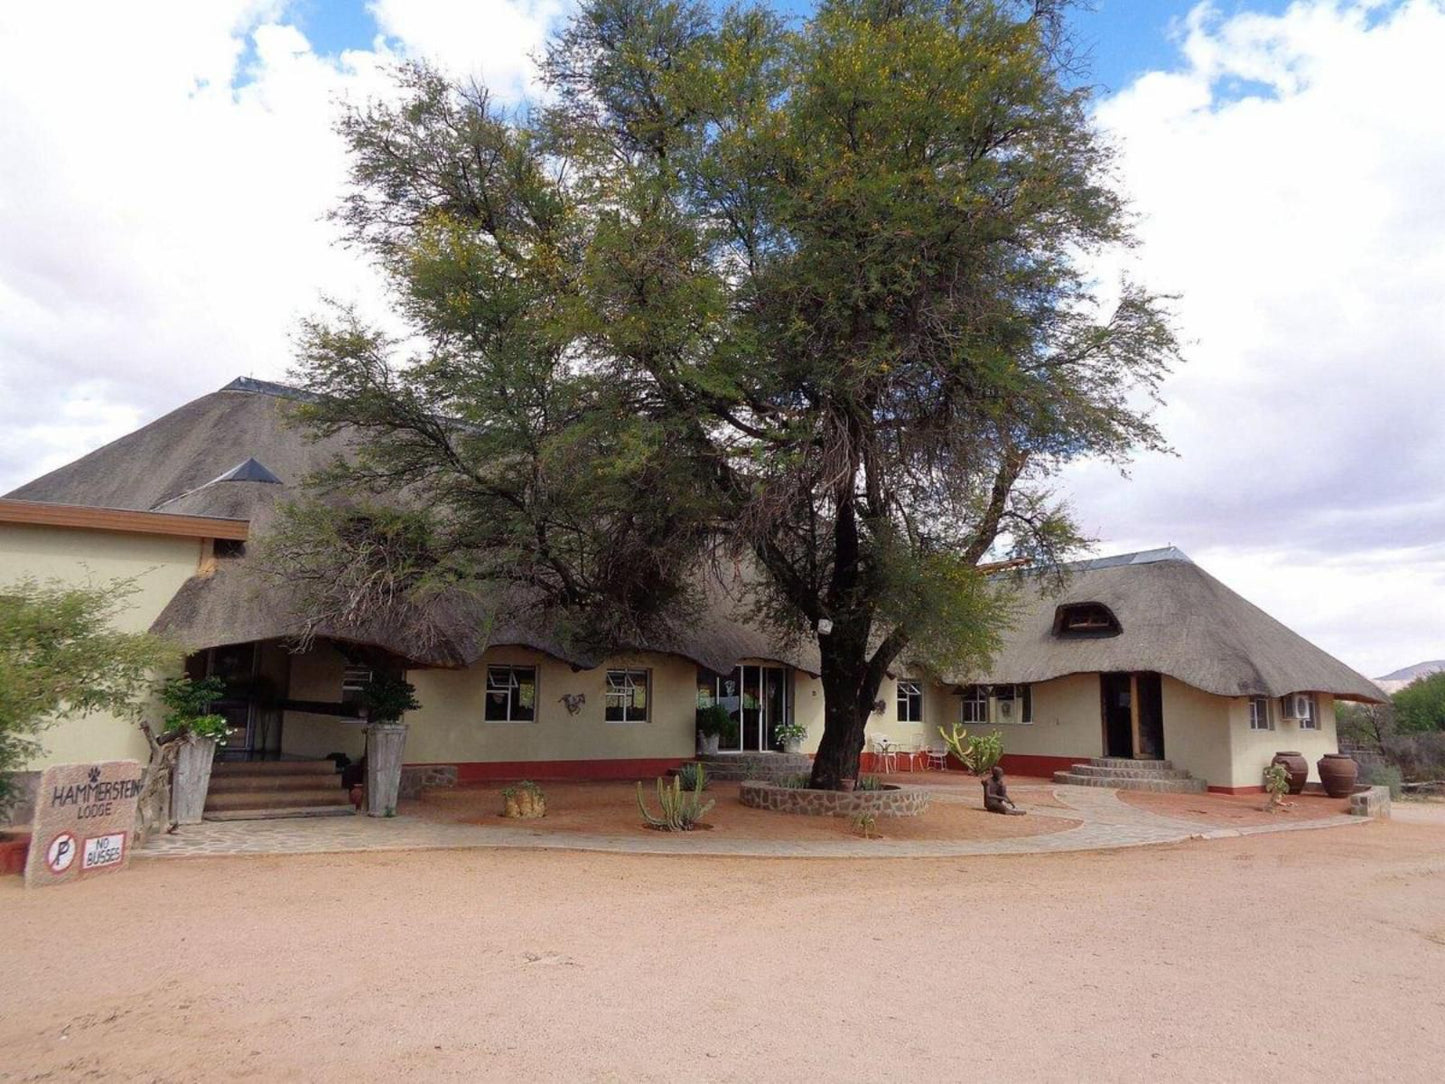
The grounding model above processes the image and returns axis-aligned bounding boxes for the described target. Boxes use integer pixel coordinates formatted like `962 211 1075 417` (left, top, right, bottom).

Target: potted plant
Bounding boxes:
773 718 808 754
695 704 735 755
357 674 420 817
159 676 231 825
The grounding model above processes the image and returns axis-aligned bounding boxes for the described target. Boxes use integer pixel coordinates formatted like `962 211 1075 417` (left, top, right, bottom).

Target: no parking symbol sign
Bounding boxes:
24 760 143 889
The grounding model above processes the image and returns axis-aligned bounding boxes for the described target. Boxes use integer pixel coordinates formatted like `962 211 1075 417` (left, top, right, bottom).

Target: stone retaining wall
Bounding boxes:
1348 784 1391 818
739 780 931 818
399 764 459 800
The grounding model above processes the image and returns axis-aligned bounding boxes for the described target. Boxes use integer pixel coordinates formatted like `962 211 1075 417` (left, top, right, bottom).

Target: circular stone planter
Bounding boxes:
738 779 931 818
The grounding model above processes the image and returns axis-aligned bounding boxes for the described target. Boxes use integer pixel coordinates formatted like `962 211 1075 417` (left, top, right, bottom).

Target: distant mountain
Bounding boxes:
1374 660 1445 695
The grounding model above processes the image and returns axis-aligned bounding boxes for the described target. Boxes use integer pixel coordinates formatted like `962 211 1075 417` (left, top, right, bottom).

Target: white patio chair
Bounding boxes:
925 744 949 773
871 736 897 774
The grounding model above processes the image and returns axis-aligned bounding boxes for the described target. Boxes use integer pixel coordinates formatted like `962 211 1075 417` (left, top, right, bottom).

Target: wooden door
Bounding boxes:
1136 672 1165 760
1101 673 1134 758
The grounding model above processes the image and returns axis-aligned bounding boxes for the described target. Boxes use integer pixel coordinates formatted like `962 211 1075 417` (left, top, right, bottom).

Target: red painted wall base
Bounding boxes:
999 753 1080 779
1208 784 1266 795
418 758 691 784
0 832 31 877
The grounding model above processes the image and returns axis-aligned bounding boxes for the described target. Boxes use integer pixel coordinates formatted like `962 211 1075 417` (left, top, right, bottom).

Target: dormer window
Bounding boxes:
1053 602 1122 638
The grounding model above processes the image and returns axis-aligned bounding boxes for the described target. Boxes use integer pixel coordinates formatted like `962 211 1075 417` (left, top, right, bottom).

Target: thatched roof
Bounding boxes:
947 548 1383 702
5 378 818 674
6 379 1377 700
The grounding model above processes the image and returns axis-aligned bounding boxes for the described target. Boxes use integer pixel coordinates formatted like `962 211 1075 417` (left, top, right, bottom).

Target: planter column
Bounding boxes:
171 736 218 825
365 722 408 816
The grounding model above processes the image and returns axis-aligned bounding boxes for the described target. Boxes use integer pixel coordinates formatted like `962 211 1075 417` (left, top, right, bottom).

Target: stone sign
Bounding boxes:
24 760 144 889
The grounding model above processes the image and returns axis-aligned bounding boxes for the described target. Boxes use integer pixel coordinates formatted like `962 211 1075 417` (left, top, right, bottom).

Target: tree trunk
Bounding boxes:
808 633 885 789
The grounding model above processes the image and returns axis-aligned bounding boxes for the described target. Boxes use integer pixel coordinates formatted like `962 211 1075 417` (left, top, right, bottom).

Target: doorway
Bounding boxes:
1100 671 1166 760
1101 672 1134 758
702 665 791 752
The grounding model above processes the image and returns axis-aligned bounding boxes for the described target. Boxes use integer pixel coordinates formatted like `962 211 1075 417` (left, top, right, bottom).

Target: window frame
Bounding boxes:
605 668 651 724
994 683 1033 725
341 665 373 705
1249 696 1273 731
896 678 924 724
484 665 538 724
960 684 990 725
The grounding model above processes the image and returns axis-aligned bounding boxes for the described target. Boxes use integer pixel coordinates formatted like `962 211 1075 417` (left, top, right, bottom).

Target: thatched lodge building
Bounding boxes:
1 378 1382 805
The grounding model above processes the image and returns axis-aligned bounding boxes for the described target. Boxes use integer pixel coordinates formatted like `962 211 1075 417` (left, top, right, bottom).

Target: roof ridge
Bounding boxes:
220 376 316 402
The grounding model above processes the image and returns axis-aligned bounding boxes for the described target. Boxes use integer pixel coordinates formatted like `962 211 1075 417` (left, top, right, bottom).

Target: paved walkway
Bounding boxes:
136 784 1363 861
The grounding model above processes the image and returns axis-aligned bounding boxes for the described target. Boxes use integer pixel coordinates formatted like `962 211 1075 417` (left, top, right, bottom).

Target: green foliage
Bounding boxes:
158 676 231 741
637 773 715 831
855 775 887 792
1360 762 1403 799
675 762 708 791
357 673 421 723
283 0 1180 786
853 812 878 839
696 704 738 742
1263 762 1291 800
778 773 812 789
1391 672 1445 734
938 723 1003 774
0 577 180 811
772 719 808 747
1380 733 1445 784
499 780 544 800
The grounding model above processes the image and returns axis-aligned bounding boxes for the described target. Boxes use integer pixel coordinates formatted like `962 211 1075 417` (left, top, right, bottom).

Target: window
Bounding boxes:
1053 602 1122 638
606 669 650 723
960 684 990 724
341 665 373 704
897 679 924 723
485 666 536 722
1249 697 1273 731
995 684 1033 724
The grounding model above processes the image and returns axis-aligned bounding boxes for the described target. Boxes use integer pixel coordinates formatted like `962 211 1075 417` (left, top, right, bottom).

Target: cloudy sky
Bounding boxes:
0 0 1441 678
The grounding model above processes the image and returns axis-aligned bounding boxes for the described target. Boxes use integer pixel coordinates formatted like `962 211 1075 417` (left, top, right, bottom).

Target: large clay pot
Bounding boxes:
1317 753 1359 798
1272 751 1309 795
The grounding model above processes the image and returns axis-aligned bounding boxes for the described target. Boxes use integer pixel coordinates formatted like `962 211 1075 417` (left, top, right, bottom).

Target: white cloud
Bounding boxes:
0 0 559 498
368 0 564 95
1067 0 1445 676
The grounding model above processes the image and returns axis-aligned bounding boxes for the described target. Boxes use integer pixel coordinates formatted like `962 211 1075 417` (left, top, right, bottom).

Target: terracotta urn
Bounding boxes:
1271 751 1309 795
1317 753 1359 798
839 778 857 792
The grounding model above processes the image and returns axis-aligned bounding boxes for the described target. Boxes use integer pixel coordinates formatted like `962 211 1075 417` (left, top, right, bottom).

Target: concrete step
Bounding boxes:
1091 757 1174 771
1070 763 1193 781
1053 771 1207 794
212 760 337 776
204 805 356 822
204 789 353 812
207 773 344 794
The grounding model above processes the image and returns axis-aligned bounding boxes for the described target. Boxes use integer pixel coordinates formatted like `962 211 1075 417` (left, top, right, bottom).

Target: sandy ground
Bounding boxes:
411 778 1077 841
1119 788 1351 826
3 811 1444 1083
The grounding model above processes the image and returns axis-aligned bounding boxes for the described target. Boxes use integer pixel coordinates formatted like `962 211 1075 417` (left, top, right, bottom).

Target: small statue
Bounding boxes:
982 766 1026 816
559 693 586 716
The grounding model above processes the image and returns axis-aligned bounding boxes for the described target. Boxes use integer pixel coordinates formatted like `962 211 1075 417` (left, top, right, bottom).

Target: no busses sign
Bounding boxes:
24 760 144 889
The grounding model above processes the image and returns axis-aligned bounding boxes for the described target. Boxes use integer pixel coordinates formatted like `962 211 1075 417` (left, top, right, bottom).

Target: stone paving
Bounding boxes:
136 783 1364 861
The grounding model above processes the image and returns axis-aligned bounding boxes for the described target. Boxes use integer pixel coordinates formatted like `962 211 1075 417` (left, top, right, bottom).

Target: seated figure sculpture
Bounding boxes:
982 765 1026 815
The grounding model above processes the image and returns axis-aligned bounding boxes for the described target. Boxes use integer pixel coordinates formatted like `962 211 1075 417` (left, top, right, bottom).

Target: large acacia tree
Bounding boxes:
282 0 1178 787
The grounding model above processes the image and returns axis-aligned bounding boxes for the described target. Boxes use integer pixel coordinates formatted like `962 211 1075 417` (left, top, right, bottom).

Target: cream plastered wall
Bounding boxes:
0 523 201 768
403 646 699 764
1160 677 1233 786
280 643 367 761
859 673 953 752
983 673 1106 761
1226 694 1338 788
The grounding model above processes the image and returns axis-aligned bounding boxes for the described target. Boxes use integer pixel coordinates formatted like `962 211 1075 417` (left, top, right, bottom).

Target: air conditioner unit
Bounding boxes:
1281 693 1312 721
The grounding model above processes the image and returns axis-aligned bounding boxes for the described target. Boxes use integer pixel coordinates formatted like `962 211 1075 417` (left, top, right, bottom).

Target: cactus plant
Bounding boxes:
637 773 715 831
938 723 1004 775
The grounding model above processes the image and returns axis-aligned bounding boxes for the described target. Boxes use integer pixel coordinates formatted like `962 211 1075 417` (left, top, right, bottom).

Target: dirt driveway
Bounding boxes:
2 815 1443 1082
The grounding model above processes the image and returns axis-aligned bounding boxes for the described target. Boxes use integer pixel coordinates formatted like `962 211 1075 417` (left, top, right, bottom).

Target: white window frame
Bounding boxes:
994 684 1033 725
896 679 924 723
1249 696 1273 731
605 669 650 723
485 665 537 723
960 684 989 724
341 665 373 703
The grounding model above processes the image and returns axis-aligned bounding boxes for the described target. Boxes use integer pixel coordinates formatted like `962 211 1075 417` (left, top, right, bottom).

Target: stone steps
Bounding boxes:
204 805 356 822
1054 757 1206 794
204 760 349 820
684 752 812 783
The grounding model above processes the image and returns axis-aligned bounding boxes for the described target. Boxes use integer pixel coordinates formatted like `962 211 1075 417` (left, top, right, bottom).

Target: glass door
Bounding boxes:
699 666 791 752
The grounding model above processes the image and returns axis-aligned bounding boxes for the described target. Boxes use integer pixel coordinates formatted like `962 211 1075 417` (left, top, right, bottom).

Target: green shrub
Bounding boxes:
357 673 420 723
938 723 1003 774
1382 732 1445 782
1361 761 1404 799
675 762 708 791
695 704 738 744
855 775 887 792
